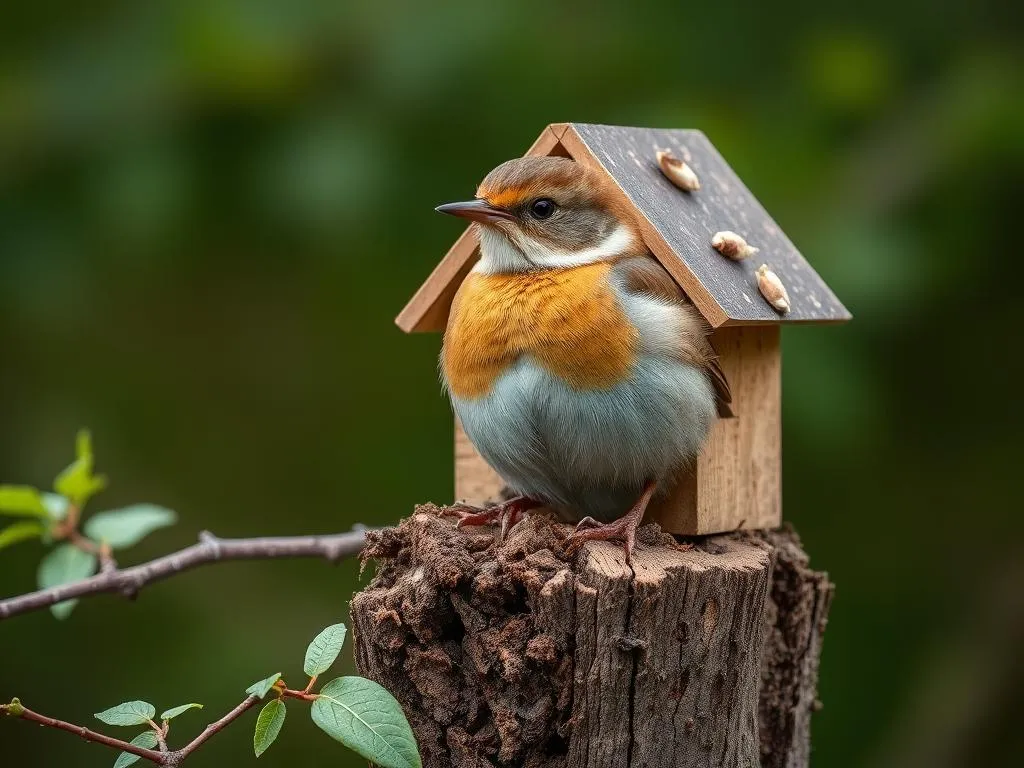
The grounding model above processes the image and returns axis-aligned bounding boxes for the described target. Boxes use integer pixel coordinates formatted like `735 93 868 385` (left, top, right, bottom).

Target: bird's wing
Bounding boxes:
613 255 733 417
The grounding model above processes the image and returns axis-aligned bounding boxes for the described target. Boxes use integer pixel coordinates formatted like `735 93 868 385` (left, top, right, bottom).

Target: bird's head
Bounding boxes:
436 156 644 273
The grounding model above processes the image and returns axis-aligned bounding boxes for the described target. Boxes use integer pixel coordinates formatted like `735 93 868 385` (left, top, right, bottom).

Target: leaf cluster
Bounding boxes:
0 431 177 618
85 623 420 767
94 700 203 768
247 623 421 768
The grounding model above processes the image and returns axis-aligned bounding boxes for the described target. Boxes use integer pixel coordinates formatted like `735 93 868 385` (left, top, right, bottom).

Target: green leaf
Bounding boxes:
0 521 47 551
54 429 107 507
76 430 94 463
304 623 348 677
112 731 159 768
94 701 156 727
53 463 107 507
41 493 70 521
246 673 282 699
37 544 98 619
159 703 202 721
253 699 286 758
0 486 48 518
84 505 177 550
311 677 421 768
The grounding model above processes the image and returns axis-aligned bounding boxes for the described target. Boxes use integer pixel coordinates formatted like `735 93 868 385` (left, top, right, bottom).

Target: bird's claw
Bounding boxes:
445 504 505 528
439 497 540 542
564 519 637 564
563 481 657 567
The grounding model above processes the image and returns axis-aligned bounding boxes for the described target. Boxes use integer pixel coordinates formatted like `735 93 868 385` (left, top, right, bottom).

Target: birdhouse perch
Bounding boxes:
397 123 850 536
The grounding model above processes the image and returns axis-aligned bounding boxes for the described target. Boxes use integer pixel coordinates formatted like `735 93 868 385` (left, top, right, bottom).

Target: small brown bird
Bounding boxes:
436 156 730 562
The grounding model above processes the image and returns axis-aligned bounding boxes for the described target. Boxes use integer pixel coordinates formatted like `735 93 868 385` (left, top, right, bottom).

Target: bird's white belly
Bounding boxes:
451 355 716 521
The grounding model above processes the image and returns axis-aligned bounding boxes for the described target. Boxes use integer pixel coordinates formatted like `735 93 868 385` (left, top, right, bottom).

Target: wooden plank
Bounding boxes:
395 124 570 333
564 124 851 326
647 326 781 534
395 228 480 333
696 325 782 532
645 463 698 534
525 122 571 156
454 418 505 504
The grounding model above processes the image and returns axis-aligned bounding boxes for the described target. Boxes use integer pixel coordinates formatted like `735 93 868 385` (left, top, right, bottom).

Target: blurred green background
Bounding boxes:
2 1 1022 766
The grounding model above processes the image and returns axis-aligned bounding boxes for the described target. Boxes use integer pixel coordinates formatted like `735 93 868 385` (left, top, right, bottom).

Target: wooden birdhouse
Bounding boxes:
396 123 850 536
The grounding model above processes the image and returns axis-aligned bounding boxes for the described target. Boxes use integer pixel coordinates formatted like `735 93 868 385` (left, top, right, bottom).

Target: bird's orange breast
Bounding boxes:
443 262 639 399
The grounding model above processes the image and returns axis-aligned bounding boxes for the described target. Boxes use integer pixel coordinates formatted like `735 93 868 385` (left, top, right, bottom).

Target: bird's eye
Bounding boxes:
528 198 556 220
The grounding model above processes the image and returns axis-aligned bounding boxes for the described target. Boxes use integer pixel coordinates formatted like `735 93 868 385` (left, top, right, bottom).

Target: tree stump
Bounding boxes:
351 506 832 768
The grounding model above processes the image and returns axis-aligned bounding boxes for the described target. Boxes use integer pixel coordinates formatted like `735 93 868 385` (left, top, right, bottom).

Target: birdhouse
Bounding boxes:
396 123 849 536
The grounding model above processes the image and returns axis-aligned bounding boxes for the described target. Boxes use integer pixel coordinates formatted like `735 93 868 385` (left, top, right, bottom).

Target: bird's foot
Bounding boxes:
564 516 642 564
440 496 542 542
563 482 657 566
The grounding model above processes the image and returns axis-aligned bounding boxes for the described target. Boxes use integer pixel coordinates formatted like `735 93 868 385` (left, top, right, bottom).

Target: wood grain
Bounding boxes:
626 539 770 767
699 325 782 532
395 228 480 333
648 325 782 535
454 417 505 503
352 510 832 768
759 528 836 768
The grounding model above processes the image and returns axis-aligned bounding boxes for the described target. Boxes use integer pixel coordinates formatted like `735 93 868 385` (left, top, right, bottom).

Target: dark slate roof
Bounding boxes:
564 123 850 325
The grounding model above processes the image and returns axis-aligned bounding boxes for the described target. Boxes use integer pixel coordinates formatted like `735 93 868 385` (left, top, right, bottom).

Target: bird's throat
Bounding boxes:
475 224 640 274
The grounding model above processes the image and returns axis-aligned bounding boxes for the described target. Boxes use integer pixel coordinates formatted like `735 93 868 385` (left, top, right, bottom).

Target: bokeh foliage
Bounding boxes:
1 1 1022 766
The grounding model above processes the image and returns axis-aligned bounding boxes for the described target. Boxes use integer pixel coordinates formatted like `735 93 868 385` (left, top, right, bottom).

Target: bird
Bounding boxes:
435 155 731 563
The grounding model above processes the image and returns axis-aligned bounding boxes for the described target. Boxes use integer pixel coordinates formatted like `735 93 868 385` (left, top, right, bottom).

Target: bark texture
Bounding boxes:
351 506 832 768
757 528 835 768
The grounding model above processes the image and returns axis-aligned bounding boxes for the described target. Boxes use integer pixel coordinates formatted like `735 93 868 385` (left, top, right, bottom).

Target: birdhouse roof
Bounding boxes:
397 123 850 331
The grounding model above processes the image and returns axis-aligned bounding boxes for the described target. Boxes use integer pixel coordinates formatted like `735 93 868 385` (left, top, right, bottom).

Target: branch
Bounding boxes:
2 696 260 767
0 527 369 621
167 696 259 765
2 700 165 764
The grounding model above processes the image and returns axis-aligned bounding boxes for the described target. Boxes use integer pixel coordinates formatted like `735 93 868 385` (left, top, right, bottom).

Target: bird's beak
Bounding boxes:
435 199 516 224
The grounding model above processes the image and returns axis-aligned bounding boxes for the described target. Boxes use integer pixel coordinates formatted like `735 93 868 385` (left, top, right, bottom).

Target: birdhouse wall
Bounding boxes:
454 417 505 505
646 325 782 535
452 325 782 536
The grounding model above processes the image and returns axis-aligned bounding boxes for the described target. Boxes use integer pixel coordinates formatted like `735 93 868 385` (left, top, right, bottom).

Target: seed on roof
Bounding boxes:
756 265 791 314
711 231 758 261
656 149 700 192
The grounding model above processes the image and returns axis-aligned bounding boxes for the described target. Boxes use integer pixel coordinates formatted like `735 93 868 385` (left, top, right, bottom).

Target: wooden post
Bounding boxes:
351 508 832 768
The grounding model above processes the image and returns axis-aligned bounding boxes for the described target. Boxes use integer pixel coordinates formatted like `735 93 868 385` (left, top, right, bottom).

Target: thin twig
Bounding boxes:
49 503 119 570
282 688 319 703
1 702 164 764
152 719 169 753
2 696 261 767
165 696 259 765
0 527 370 621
